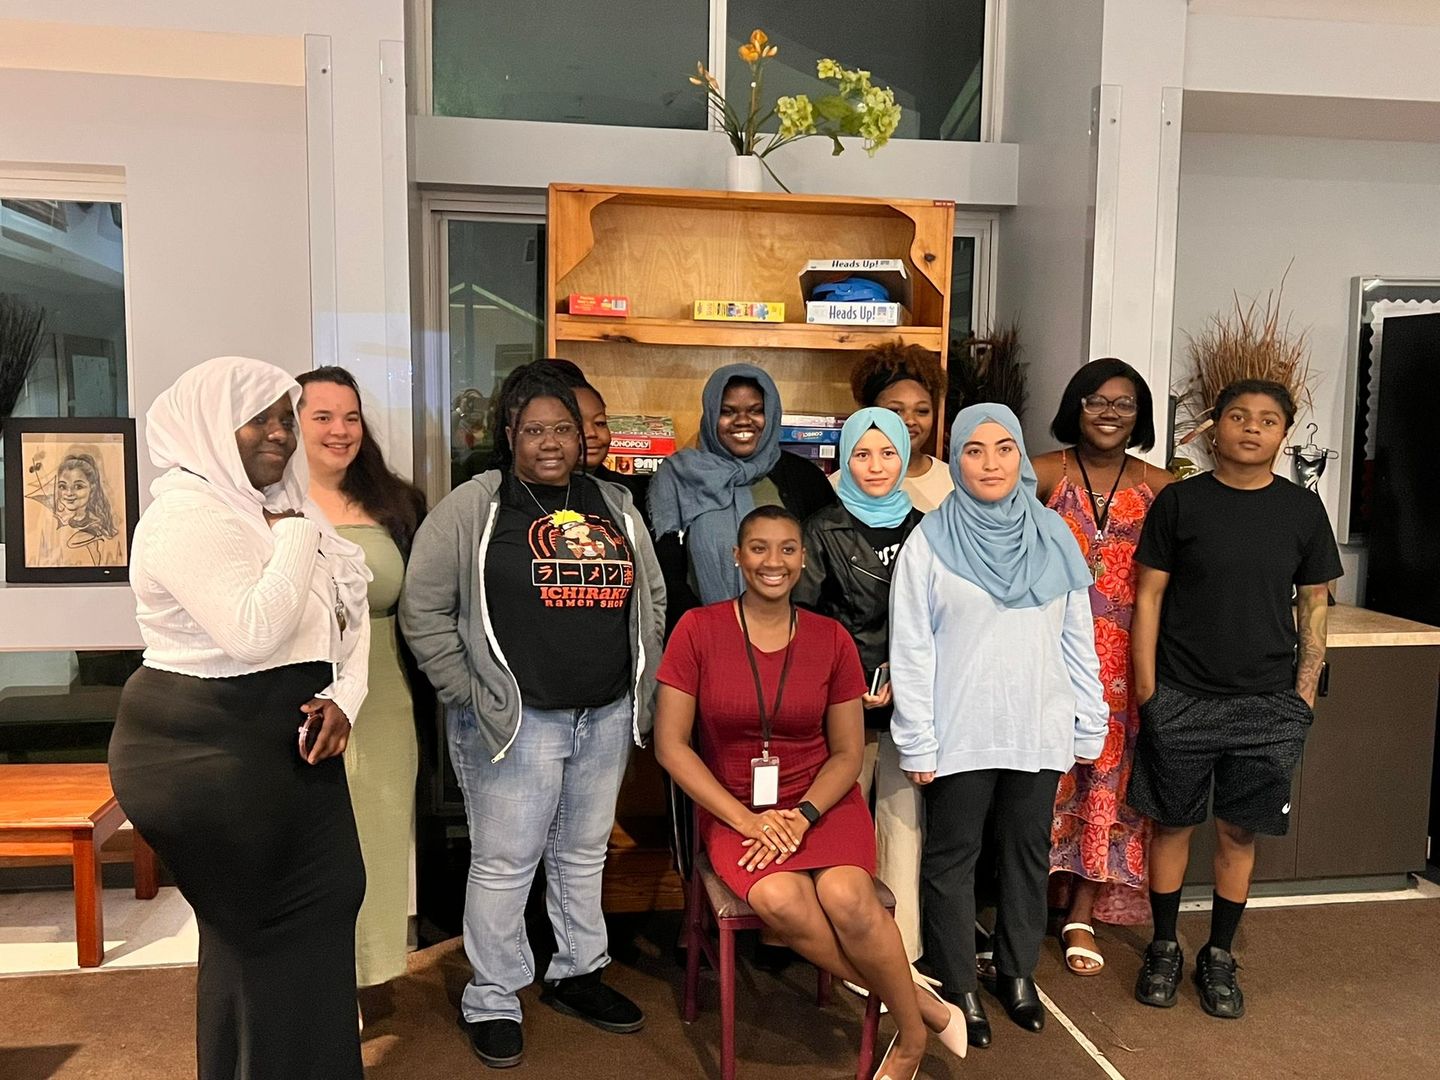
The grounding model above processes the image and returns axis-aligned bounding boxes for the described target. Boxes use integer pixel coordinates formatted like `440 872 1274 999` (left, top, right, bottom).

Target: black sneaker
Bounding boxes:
540 970 645 1034
1195 945 1245 1019
1134 940 1184 1008
460 1017 524 1069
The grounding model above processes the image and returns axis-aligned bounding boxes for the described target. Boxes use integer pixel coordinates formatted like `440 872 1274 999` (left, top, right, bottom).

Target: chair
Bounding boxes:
679 816 897 1080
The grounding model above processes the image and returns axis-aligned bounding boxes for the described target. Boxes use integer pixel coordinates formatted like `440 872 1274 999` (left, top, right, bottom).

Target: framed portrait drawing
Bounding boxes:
3 418 140 584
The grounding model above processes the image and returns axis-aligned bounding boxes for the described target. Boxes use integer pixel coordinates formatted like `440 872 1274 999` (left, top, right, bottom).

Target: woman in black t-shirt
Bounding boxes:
400 362 665 1069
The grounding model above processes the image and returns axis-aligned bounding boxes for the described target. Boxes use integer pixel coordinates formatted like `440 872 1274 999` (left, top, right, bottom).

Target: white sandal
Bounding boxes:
1060 922 1105 976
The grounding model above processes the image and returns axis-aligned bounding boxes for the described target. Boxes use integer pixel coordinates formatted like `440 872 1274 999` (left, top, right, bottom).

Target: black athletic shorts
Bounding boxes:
1127 682 1313 836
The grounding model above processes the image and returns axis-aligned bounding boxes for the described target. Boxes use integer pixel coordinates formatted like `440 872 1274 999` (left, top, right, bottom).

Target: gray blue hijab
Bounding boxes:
648 363 782 604
836 407 912 528
921 403 1090 608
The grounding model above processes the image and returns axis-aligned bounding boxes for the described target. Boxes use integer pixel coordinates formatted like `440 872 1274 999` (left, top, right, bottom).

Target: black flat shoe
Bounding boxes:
993 975 1045 1032
460 1017 524 1069
1194 945 1245 1019
540 970 645 1034
951 990 991 1048
1134 940 1184 1009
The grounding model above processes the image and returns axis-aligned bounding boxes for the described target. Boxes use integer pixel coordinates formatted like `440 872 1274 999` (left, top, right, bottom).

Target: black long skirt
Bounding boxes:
109 662 365 1080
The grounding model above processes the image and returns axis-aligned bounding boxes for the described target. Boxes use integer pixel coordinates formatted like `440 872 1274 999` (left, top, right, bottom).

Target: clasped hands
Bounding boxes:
737 807 811 873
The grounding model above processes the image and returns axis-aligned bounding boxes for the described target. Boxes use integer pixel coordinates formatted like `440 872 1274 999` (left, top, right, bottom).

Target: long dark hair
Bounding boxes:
488 361 587 476
297 366 427 555
55 452 117 539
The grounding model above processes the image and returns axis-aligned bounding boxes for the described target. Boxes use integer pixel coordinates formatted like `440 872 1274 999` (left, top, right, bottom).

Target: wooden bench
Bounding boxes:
0 763 159 967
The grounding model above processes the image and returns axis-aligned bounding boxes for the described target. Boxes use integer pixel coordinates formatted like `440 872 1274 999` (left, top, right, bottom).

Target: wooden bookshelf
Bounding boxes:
547 183 956 448
548 184 956 912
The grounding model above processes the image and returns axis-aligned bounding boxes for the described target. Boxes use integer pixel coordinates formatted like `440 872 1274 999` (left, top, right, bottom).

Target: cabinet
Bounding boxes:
547 184 955 911
1183 644 1440 888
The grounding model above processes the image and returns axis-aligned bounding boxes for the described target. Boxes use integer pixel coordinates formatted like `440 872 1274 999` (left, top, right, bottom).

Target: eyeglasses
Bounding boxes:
516 422 580 442
1081 394 1138 417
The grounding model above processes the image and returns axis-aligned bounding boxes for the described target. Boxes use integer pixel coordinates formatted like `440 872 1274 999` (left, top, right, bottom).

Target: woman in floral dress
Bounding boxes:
1033 359 1170 975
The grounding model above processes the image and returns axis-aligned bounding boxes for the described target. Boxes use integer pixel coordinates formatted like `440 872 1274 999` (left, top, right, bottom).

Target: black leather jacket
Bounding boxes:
794 503 924 729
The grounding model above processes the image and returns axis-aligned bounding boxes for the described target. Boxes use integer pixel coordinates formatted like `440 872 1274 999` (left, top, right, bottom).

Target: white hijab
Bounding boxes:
145 356 371 643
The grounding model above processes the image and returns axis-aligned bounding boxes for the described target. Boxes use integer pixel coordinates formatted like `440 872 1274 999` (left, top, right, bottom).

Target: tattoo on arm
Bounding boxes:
1295 584 1329 703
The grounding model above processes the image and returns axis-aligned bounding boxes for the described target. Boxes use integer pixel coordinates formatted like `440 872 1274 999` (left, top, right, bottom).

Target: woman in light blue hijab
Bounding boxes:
795 407 927 973
888 403 1107 1048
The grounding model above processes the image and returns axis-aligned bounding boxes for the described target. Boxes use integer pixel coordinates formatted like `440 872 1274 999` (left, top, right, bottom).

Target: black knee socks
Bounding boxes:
1150 887 1182 944
1207 892 1247 953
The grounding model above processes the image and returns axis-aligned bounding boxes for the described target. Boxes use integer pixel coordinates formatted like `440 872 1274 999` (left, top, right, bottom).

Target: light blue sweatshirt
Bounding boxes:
888 528 1108 776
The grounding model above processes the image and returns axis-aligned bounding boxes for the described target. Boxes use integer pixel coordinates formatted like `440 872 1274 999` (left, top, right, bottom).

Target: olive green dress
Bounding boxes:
338 524 418 988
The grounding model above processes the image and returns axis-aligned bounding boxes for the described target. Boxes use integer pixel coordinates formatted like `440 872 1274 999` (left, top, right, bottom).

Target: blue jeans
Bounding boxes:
447 694 634 1022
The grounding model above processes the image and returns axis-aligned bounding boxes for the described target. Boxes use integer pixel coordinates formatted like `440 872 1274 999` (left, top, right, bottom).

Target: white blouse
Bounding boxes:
129 482 369 722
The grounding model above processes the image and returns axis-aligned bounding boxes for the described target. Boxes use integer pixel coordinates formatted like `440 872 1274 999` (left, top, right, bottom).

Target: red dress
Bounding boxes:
657 602 875 899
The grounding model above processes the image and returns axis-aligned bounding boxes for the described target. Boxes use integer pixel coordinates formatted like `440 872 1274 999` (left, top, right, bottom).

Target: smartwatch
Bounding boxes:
796 800 822 825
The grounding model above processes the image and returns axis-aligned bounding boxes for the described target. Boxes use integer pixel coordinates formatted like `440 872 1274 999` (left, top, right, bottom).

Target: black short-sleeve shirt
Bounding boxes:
484 475 634 709
1135 472 1343 697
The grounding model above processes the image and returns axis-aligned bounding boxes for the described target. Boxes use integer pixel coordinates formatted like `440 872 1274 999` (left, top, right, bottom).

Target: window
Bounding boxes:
724 2 988 142
445 217 547 489
0 650 142 764
431 0 709 128
950 235 978 340
0 198 127 545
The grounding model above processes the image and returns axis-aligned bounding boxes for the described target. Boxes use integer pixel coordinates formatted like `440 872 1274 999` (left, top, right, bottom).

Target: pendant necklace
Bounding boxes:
1074 453 1125 581
518 477 572 527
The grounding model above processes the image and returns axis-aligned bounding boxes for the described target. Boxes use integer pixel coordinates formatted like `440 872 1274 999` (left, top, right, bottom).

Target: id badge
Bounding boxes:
750 753 780 808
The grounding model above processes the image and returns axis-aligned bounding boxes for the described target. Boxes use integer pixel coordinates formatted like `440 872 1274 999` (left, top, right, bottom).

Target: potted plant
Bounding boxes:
688 29 903 192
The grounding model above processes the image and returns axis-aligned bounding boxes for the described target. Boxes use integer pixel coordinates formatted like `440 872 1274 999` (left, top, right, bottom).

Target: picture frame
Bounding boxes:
2 417 140 584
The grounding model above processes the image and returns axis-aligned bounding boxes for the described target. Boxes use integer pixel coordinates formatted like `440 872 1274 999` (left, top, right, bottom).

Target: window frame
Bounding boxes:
0 167 134 568
411 0 1002 143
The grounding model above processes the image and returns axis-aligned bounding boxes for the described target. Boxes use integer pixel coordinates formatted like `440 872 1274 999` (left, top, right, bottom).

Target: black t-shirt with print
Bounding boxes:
855 521 908 568
1135 472 1343 698
484 474 634 709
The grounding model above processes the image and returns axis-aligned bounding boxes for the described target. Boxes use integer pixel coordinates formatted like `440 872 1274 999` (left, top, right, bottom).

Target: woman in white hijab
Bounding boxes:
109 357 372 1080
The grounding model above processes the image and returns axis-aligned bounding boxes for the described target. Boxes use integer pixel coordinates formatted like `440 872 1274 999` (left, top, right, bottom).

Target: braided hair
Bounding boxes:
489 361 588 475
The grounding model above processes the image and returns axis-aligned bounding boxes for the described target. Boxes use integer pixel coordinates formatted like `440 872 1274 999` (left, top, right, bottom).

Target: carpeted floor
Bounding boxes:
1 898 1437 1079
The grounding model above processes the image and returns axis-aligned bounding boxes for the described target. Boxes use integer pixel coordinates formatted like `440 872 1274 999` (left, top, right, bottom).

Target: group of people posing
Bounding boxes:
109 342 1340 1080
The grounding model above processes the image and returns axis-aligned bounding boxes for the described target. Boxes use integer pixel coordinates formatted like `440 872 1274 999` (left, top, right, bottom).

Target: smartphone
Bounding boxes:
297 713 321 758
869 666 891 696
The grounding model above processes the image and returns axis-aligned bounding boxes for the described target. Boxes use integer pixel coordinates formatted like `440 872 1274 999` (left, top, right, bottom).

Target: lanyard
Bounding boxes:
1074 452 1125 542
736 596 797 754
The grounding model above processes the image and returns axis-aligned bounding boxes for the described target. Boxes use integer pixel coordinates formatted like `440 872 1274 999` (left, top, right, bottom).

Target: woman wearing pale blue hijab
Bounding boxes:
649 363 835 633
888 403 1107 1048
795 408 926 973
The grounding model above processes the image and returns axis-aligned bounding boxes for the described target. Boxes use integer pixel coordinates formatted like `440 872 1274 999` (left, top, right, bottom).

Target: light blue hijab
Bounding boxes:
837 407 913 528
921 403 1090 608
648 364 783 604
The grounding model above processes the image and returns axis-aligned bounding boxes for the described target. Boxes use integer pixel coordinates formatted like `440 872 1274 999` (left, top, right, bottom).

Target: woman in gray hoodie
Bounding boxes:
400 361 664 1070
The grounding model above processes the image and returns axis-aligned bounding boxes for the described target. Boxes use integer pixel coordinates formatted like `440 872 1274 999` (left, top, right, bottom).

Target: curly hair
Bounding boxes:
55 453 117 539
848 341 947 408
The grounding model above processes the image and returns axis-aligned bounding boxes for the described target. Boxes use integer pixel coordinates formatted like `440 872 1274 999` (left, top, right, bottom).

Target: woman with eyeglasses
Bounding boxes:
1031 358 1171 978
400 361 665 1070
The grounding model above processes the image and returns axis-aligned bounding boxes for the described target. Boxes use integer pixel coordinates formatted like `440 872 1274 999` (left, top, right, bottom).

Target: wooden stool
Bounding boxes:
0 763 159 967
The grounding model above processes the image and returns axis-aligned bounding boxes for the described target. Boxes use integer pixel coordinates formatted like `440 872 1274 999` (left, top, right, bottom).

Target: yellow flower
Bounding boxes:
738 42 760 63
749 29 768 48
816 58 842 80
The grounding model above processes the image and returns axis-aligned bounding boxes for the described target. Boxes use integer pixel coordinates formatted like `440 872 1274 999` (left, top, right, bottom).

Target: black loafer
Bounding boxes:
951 990 991 1048
1195 945 1245 1019
540 970 645 1034
1135 939 1184 1008
993 975 1044 1032
460 1017 523 1069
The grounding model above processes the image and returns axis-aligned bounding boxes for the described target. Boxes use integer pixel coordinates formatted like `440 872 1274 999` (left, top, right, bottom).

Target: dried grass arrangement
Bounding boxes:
1173 281 1311 465
952 322 1027 415
0 293 47 433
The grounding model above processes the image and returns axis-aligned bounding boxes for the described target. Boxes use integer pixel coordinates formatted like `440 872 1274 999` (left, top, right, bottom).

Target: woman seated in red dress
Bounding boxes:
654 505 966 1080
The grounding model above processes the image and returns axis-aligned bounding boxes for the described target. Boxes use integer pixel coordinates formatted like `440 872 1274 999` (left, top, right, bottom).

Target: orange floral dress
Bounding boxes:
1047 452 1156 924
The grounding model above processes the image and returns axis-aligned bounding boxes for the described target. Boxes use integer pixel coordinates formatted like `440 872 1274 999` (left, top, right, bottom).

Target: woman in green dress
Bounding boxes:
299 366 428 1000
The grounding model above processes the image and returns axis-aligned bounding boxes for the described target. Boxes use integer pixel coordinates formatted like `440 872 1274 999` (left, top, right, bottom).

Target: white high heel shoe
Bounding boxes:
874 1032 920 1080
914 972 968 1060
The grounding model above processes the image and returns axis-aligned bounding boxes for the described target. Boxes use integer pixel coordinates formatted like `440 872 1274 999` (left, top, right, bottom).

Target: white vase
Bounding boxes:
725 155 765 192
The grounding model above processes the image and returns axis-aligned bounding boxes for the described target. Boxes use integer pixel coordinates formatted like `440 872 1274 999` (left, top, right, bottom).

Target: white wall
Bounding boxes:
0 67 311 648
993 0 1105 450
1171 131 1440 602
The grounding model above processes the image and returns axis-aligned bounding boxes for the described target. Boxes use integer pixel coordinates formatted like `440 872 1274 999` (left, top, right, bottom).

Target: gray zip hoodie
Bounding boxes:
399 470 665 762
